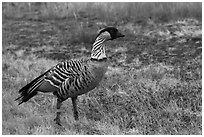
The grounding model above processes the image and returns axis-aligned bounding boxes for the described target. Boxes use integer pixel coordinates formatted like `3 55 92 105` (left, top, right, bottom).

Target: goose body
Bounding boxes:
15 27 124 125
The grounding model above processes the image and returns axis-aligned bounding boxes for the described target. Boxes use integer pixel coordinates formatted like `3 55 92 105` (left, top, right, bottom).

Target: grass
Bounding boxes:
2 2 202 135
2 52 202 134
2 2 202 22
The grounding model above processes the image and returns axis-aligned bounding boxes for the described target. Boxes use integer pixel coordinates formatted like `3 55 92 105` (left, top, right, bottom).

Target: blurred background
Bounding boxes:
2 2 202 135
2 2 202 22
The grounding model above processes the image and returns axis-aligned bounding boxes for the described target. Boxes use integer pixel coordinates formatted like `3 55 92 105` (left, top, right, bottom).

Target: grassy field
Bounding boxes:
2 2 202 135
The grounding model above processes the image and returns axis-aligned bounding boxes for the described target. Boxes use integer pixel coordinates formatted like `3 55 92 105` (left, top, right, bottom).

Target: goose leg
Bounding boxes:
71 97 79 120
54 98 63 126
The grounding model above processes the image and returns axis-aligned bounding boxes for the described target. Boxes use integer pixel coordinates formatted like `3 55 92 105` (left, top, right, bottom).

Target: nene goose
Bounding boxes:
16 27 125 125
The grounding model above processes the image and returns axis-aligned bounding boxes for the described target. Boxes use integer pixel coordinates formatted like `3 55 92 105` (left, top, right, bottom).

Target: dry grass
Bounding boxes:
2 2 202 22
2 50 202 134
2 2 202 135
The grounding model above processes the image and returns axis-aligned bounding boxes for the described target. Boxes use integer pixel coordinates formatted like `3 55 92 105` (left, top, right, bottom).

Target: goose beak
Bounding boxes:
116 31 125 38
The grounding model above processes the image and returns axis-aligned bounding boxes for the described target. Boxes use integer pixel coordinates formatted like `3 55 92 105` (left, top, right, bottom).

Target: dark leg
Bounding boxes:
71 97 79 120
54 98 63 126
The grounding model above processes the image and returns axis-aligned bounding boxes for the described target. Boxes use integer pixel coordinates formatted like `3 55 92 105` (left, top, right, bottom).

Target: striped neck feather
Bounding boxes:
91 33 109 60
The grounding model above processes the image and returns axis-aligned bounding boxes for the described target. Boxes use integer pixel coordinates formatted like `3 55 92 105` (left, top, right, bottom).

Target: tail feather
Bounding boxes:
16 92 38 105
16 69 51 105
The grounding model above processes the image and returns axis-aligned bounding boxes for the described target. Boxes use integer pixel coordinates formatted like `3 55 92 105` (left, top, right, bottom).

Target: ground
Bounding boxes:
2 2 202 135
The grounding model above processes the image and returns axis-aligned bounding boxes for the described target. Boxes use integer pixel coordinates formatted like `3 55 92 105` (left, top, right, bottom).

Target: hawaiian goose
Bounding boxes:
16 27 125 125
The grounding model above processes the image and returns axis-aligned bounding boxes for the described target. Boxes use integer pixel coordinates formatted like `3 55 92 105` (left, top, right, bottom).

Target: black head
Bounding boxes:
97 27 125 40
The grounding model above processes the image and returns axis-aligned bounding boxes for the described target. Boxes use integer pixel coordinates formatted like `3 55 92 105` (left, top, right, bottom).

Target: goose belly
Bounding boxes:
73 71 106 97
70 66 108 97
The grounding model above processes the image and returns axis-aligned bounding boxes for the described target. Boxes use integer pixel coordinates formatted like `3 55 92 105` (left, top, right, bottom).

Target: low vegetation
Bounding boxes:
2 2 202 22
2 2 202 135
